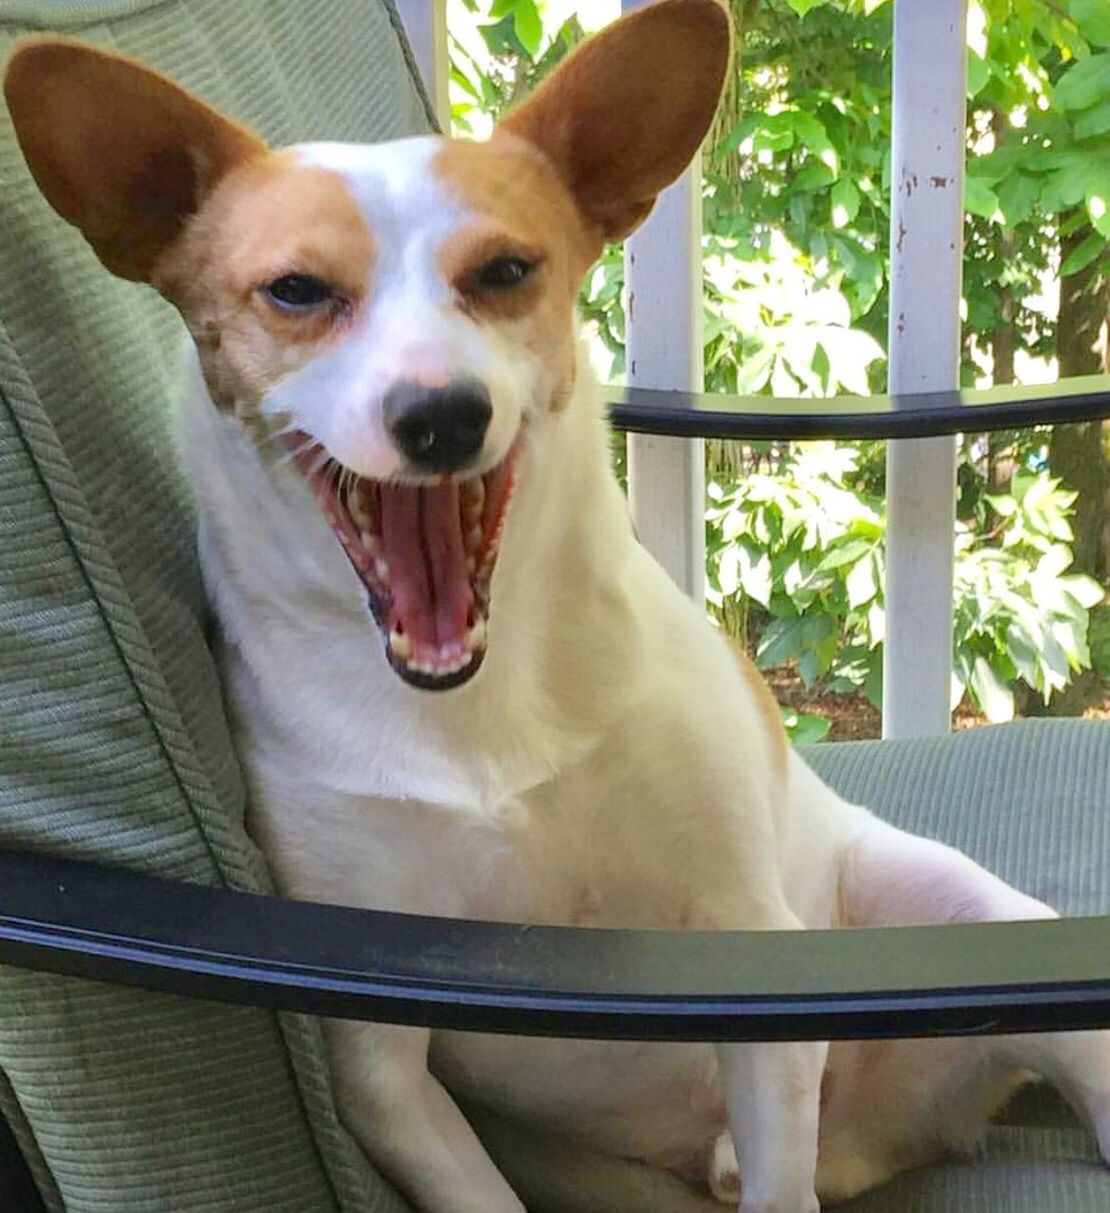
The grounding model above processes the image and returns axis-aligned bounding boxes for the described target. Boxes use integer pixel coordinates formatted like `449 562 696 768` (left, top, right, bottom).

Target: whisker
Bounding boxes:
268 437 319 470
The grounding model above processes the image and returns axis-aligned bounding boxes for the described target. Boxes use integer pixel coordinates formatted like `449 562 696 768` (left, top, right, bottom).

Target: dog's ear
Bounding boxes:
497 0 730 243
4 37 265 281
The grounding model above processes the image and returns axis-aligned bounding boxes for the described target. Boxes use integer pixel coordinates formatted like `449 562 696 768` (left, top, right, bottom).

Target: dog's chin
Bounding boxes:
291 431 522 692
389 646 485 691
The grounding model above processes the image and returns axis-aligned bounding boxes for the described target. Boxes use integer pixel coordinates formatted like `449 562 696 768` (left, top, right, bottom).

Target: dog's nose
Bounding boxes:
383 379 492 474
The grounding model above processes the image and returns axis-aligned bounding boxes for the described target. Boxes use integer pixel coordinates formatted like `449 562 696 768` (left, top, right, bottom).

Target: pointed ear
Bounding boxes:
497 0 730 242
4 37 266 281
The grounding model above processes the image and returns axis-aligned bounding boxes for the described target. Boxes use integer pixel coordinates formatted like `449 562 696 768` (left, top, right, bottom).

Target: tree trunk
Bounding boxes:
1037 215 1109 715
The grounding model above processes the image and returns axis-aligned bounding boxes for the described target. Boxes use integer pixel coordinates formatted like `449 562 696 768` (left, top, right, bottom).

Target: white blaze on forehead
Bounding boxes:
294 136 462 308
261 136 531 480
261 138 470 474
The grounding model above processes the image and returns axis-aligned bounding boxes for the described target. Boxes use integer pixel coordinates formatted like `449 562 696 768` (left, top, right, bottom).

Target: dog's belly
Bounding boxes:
431 1031 726 1176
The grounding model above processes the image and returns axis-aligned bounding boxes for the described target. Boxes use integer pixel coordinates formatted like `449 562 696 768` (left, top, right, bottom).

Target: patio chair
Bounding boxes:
1 1 1108 1210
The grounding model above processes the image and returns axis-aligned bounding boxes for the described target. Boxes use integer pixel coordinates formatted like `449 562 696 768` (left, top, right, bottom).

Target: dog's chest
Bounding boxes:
249 758 707 932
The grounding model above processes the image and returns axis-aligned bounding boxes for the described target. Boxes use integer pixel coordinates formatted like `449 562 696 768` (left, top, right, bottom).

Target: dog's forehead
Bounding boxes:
291 135 466 256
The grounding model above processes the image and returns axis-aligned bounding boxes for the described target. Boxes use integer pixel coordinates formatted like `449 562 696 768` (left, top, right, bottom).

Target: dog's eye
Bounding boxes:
263 274 333 311
473 257 535 290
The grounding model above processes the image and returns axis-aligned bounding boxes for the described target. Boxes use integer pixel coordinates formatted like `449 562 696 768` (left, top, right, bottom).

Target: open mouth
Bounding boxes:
292 435 520 690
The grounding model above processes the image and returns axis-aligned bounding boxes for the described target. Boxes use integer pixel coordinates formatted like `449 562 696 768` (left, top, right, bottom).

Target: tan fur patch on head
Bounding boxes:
155 153 374 410
434 137 595 411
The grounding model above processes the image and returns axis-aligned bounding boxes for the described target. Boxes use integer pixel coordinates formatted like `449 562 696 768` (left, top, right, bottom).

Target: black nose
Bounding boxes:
383 379 493 473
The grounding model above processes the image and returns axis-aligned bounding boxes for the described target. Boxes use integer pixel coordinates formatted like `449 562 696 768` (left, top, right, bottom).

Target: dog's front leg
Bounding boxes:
715 1039 826 1213
325 1020 525 1213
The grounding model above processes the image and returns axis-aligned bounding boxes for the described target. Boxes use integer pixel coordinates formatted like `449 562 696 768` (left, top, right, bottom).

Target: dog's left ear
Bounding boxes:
498 0 730 243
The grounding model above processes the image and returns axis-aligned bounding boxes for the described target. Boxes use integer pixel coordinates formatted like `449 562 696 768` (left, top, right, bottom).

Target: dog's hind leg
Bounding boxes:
839 813 1110 1170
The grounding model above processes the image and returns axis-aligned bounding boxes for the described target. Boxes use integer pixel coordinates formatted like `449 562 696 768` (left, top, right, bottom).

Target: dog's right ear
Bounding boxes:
4 37 265 282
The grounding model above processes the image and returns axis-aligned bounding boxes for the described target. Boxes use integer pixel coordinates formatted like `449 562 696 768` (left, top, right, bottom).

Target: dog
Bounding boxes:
7 4 1110 1210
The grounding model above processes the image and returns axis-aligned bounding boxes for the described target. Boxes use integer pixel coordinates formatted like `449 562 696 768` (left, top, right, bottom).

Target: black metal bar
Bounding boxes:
1 851 1109 1040
607 374 1110 441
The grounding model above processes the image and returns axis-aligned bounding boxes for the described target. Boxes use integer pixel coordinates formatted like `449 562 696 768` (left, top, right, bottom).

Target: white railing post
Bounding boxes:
621 0 706 601
396 0 450 129
882 0 967 739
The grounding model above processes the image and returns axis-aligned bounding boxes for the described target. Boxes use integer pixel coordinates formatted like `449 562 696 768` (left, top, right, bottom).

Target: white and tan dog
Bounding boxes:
7 6 1110 1211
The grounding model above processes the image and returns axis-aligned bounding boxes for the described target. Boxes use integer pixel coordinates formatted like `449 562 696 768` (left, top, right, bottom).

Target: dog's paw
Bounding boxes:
708 1133 820 1213
707 1130 739 1204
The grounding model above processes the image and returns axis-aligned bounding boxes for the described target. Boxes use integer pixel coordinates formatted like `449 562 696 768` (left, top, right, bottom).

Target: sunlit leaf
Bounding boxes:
969 656 1015 722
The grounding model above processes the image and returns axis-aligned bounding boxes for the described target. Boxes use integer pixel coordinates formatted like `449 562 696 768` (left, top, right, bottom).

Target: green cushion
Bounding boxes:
0 1 430 1210
805 720 1110 1211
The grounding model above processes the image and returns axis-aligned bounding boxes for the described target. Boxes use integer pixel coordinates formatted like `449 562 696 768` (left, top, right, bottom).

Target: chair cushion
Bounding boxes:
0 1 430 1210
804 720 1110 1211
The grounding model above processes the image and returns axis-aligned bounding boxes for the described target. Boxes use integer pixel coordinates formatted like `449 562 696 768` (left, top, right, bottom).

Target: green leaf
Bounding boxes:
757 616 807 667
738 546 774 607
1090 184 1110 237
994 173 1040 226
819 538 875 571
1072 0 1110 48
1054 54 1110 112
512 0 543 58
1075 97 1110 139
799 648 823 686
964 177 1000 219
785 0 829 14
846 554 878 608
831 178 861 228
753 111 797 153
1040 155 1094 212
969 656 1015 722
966 51 990 99
1091 606 1110 676
1062 573 1105 609
1060 230 1106 275
792 112 833 155
780 708 831 745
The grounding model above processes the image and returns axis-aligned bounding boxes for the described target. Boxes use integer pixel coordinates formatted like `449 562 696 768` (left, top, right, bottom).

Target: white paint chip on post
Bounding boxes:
882 0 968 738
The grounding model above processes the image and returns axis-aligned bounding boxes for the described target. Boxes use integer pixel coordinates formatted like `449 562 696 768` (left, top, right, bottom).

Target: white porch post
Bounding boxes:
396 0 450 128
882 0 967 738
621 0 706 601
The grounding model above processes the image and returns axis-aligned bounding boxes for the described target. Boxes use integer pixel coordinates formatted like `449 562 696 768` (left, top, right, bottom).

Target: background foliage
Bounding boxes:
449 0 1109 737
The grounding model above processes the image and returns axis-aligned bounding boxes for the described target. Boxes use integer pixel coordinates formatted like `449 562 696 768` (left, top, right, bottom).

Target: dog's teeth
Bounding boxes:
466 618 486 651
388 629 411 661
374 557 390 582
466 556 476 575
467 525 482 552
360 530 380 555
462 479 484 524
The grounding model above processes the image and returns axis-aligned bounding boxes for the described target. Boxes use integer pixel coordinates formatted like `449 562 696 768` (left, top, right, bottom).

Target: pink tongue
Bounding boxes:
378 481 472 649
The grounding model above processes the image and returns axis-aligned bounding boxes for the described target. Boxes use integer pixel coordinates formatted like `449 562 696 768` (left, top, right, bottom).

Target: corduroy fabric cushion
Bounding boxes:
803 720 1110 1212
0 1 430 1210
